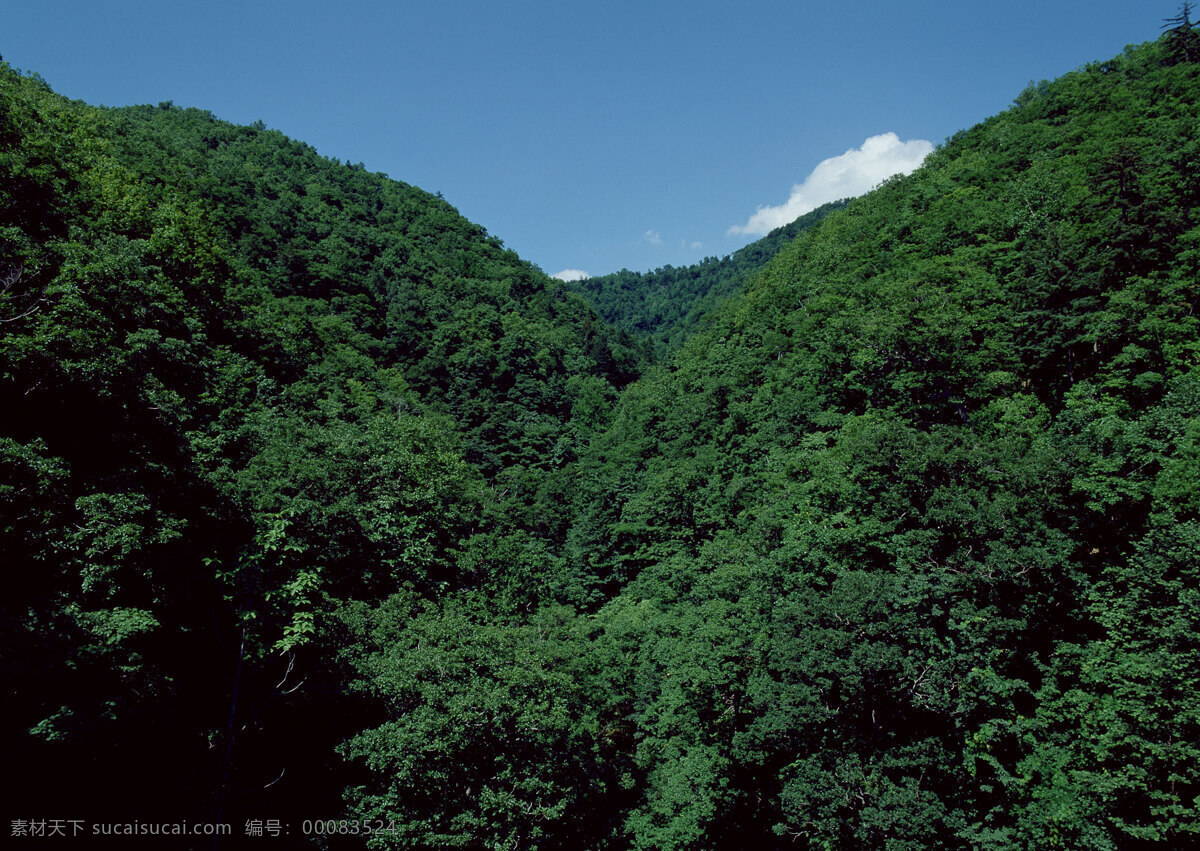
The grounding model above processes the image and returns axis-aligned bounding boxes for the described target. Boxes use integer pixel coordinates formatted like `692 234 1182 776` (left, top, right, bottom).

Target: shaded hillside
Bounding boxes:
104 101 642 474
0 65 636 834
570 199 847 355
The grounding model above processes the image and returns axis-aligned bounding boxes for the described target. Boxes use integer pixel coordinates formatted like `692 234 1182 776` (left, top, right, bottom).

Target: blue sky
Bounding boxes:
6 1 1159 277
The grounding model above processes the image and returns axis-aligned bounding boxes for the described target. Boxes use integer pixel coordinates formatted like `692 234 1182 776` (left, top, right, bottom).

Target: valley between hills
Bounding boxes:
3 23 1200 850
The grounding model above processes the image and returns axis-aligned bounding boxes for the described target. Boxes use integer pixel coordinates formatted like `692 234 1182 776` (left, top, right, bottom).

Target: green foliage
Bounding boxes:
4 31 1200 849
338 595 619 849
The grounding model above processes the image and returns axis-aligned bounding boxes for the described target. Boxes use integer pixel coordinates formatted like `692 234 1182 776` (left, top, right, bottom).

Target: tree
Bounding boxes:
1163 2 1200 63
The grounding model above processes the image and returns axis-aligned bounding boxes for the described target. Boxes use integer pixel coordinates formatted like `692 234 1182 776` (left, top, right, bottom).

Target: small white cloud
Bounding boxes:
729 132 933 237
644 229 662 246
552 268 590 281
691 241 703 250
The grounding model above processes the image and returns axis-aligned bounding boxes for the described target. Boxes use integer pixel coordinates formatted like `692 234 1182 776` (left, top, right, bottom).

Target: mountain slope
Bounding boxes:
554 34 1200 848
0 65 636 830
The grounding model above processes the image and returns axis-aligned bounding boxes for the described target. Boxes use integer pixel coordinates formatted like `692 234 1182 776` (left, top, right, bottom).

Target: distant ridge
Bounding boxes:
569 199 848 355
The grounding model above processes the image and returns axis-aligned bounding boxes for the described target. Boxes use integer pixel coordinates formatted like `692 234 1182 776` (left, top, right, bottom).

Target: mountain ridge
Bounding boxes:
568 198 850 355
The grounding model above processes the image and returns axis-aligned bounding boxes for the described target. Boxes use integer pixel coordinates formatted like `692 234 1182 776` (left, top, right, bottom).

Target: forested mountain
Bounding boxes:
556 33 1200 849
0 66 636 838
569 199 847 356
3 23 1200 851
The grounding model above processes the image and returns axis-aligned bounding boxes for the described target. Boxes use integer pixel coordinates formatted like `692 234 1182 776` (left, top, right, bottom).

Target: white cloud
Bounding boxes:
729 132 934 237
644 229 662 246
552 268 590 281
691 241 703 250
682 239 704 250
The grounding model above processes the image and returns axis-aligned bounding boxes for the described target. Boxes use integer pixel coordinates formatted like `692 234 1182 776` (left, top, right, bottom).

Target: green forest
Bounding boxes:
3 21 1200 851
